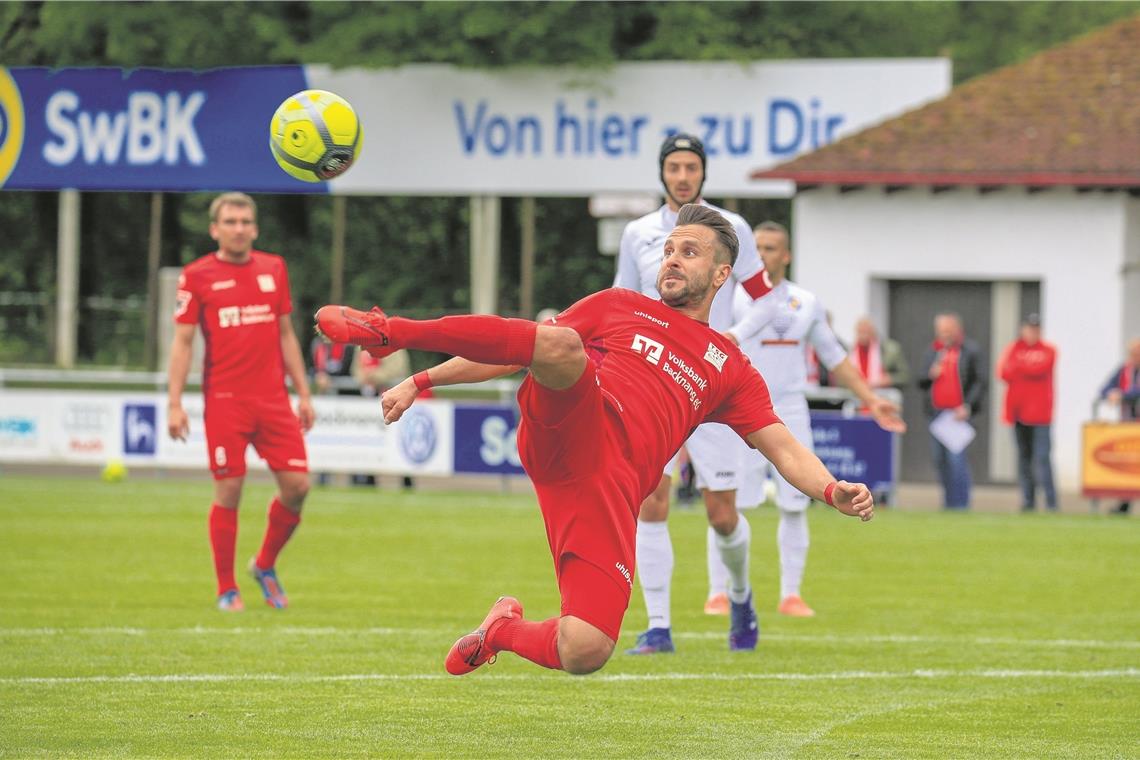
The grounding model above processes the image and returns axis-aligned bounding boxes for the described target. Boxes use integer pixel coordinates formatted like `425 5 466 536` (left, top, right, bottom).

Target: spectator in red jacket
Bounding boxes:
998 314 1057 511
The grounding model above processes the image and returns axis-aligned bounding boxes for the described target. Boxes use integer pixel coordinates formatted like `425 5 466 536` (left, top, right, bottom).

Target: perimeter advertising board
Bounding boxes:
0 61 949 196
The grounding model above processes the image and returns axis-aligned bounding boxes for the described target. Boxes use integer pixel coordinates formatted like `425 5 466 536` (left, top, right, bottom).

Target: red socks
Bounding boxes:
208 504 238 595
255 497 301 571
388 315 537 366
487 617 562 670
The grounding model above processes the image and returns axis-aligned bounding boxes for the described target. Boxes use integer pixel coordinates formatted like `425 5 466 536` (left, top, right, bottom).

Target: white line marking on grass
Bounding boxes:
4 668 1138 686
4 627 1138 650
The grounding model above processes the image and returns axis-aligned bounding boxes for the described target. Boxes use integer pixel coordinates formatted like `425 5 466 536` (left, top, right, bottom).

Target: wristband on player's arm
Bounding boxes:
412 371 433 392
823 481 838 507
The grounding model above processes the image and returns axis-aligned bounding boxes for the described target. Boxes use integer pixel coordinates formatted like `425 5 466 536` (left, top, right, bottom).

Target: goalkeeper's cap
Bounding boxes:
658 133 707 175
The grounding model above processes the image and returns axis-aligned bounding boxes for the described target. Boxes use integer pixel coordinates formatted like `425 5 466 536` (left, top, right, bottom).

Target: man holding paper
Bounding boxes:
918 313 987 510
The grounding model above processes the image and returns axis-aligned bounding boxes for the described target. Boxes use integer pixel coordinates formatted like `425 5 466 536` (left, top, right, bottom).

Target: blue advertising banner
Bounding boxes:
809 411 896 493
453 404 525 476
1 61 949 195
0 66 316 192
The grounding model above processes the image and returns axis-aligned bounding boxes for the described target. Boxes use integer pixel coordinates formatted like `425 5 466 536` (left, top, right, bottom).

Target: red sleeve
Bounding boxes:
551 288 621 342
278 258 294 316
998 344 1018 382
707 360 782 440
173 268 200 325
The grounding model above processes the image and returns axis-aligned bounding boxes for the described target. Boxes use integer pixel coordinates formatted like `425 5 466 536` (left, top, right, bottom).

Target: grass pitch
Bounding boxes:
1 475 1137 758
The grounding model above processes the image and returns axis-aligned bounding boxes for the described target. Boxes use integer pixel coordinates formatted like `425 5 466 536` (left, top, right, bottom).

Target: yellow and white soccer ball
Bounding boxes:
269 90 362 182
101 459 128 483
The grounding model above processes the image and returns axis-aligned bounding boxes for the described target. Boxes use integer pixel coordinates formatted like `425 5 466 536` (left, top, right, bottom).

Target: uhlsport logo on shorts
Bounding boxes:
0 68 26 188
398 407 437 465
123 404 157 455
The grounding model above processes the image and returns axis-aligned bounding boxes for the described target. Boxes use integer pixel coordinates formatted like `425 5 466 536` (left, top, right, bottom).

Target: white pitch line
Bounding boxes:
2 668 1138 686
3 627 1138 650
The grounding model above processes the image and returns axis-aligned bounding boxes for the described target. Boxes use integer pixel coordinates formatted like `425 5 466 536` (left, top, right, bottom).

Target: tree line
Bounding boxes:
1 1 1136 367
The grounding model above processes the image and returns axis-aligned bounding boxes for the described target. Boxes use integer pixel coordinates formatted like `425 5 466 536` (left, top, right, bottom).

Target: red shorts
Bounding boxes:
516 366 642 641
203 393 308 480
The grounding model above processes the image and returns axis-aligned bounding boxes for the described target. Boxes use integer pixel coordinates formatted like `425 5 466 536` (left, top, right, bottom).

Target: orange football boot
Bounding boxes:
445 596 524 676
777 594 816 617
703 592 730 616
313 305 393 357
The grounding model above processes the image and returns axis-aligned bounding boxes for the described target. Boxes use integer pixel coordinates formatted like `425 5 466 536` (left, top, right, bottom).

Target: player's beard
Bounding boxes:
658 268 712 308
664 180 703 211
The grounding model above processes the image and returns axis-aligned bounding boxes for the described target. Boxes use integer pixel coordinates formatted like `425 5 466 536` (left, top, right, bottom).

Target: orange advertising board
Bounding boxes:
1081 422 1140 498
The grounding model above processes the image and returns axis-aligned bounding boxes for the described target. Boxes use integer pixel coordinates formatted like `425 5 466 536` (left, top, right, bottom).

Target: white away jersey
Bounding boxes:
730 280 847 401
613 201 764 331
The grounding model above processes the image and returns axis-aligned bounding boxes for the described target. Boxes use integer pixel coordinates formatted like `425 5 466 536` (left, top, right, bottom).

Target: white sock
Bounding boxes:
715 515 751 604
636 520 673 630
706 525 730 598
778 509 810 599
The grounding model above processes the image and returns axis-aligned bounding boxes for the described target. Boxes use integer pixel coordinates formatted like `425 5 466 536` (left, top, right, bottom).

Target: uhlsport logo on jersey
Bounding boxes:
123 403 157 455
398 407 437 466
0 68 26 188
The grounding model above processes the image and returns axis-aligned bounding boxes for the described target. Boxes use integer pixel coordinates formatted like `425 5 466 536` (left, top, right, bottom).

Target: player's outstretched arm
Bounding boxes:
828 359 907 433
381 357 521 424
746 422 874 521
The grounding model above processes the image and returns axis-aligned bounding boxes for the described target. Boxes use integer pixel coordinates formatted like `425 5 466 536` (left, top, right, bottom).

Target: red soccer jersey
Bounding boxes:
553 288 781 483
174 250 293 397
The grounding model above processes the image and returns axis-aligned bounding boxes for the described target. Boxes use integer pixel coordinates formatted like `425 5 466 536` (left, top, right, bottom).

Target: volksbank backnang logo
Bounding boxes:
0 68 26 188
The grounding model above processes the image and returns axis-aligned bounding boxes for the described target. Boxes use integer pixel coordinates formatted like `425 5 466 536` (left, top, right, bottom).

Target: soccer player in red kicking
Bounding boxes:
316 204 874 675
167 193 315 612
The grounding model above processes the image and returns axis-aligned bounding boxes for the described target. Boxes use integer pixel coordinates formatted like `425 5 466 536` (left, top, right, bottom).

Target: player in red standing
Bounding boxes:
316 204 873 675
167 192 315 612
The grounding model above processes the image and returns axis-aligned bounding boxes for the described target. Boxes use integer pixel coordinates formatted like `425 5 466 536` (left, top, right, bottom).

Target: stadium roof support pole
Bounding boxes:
143 192 164 371
330 195 346 304
519 197 536 319
54 189 80 369
470 195 501 315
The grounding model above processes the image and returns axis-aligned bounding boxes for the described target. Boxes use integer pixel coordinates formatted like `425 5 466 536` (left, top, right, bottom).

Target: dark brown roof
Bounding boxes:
753 16 1140 189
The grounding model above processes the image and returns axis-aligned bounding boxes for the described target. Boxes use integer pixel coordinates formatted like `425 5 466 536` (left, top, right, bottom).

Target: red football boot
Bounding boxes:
445 596 524 676
313 305 393 357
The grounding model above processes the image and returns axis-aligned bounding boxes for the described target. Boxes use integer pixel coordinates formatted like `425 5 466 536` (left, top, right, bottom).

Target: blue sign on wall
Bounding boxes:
0 66 318 192
453 405 525 476
809 412 896 493
123 403 157 456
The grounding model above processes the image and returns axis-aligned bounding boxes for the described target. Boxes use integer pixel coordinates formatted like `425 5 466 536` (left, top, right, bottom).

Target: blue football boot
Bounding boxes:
625 627 675 655
248 559 288 609
729 592 759 651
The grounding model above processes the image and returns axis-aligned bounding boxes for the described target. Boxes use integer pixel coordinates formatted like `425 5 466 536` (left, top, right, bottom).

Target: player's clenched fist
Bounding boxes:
381 378 420 425
832 481 874 522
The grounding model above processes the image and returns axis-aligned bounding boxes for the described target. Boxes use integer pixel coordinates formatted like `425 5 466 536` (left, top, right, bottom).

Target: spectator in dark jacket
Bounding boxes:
1101 337 1140 422
1099 337 1140 514
998 314 1057 511
918 312 986 510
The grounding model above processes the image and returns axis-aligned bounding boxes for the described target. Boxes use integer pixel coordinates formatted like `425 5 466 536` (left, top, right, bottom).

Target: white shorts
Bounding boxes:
737 398 813 512
664 422 749 493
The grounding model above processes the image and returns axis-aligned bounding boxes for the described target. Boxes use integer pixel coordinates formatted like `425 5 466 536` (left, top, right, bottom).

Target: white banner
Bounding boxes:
318 60 950 196
0 390 454 476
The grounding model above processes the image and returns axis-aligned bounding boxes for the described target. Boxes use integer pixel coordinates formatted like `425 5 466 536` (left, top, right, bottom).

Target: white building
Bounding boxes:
753 18 1140 491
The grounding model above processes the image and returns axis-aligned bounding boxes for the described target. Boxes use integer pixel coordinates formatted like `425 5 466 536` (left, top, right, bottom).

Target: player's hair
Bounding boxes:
209 192 257 222
676 203 738 266
754 220 790 248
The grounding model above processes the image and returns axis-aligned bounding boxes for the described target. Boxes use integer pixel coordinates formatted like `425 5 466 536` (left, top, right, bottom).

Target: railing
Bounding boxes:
0 366 519 401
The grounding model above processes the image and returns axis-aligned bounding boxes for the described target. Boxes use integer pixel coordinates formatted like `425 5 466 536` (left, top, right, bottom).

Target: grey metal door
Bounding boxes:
888 280 993 484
